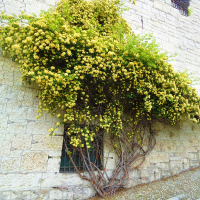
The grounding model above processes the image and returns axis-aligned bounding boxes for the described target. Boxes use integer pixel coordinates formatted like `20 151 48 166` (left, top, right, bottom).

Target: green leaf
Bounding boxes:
67 151 72 156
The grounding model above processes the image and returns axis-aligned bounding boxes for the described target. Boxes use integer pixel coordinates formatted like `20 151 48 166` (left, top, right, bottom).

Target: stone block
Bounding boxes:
24 0 45 3
10 191 20 200
169 161 183 174
189 160 200 168
149 152 169 163
49 189 63 200
149 174 155 182
188 152 198 160
36 193 49 200
0 131 6 140
73 187 96 200
21 151 48 171
47 157 60 173
163 140 177 152
26 108 38 120
45 0 59 5
48 150 62 157
0 113 8 130
154 139 164 152
169 156 182 161
0 98 7 112
6 99 22 114
12 134 32 150
0 84 14 99
0 191 11 199
1 157 21 172
30 190 41 200
176 141 184 152
158 162 170 170
41 173 84 188
2 74 14 86
32 135 63 151
4 4 22 15
139 156 150 169
104 156 117 170
162 41 177 53
8 108 28 122
3 0 24 4
129 170 139 179
63 190 74 200
183 140 197 152
125 178 140 188
167 14 176 21
0 141 11 156
180 133 198 145
27 121 52 135
7 121 27 134
165 0 171 5
10 150 23 157
0 174 42 190
10 190 32 200
140 169 149 178
22 97 35 107
161 170 171 178
154 170 161 180
25 3 48 16
143 4 152 12
154 2 163 10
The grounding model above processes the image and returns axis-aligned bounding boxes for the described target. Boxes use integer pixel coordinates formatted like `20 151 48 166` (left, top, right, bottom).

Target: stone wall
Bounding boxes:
0 0 200 199
0 56 96 200
122 0 200 94
127 116 200 188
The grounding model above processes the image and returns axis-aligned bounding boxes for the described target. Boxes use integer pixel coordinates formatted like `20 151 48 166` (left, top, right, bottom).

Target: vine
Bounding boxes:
0 0 199 197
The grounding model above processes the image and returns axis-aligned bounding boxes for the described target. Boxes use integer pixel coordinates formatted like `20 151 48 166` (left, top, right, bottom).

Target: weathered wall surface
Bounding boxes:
0 56 95 200
122 0 200 94
127 117 200 188
0 0 200 199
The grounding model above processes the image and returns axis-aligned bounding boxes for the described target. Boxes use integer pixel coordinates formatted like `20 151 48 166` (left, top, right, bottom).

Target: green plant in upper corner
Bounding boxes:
188 7 193 16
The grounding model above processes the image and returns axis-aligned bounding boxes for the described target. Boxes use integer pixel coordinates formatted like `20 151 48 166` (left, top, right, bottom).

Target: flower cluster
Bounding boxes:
0 0 199 150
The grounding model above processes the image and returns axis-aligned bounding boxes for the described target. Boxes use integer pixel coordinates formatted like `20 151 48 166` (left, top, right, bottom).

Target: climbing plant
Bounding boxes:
0 0 199 197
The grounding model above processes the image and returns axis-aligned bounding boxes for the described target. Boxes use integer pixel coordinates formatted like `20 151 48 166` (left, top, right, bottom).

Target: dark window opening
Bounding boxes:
60 126 103 173
171 0 190 16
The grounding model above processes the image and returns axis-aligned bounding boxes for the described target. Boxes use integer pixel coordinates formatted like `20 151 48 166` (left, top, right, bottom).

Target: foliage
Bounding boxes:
0 0 200 196
188 7 193 16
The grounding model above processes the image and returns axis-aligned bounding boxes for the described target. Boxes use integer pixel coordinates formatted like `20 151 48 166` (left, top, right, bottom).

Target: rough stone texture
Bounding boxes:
32 135 63 150
21 151 48 171
0 0 200 199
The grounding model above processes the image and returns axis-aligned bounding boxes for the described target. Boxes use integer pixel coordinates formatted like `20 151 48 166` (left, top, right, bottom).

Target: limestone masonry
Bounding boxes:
0 0 200 199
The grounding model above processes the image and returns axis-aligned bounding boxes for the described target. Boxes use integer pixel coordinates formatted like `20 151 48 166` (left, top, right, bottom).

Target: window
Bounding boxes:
171 0 190 16
60 126 103 173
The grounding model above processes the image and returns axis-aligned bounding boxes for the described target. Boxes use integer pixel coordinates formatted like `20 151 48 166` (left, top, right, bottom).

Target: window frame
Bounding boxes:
171 0 190 16
60 126 103 173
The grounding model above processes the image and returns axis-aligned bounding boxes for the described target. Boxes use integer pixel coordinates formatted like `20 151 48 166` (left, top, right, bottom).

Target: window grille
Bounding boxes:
171 0 190 16
60 127 103 172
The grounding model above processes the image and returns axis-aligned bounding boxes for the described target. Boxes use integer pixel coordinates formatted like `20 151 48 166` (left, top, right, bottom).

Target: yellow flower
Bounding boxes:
48 128 54 132
12 44 20 50
56 122 60 126
57 114 61 117
61 52 65 57
46 135 49 137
